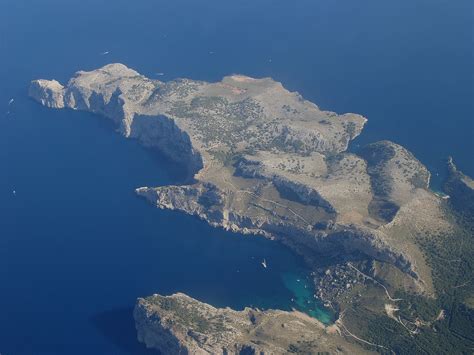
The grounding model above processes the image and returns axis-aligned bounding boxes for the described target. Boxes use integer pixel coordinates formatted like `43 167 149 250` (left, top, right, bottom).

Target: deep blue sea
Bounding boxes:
0 0 472 353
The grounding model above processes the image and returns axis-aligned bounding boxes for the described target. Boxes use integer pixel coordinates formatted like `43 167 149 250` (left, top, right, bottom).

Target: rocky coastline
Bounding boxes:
29 63 469 353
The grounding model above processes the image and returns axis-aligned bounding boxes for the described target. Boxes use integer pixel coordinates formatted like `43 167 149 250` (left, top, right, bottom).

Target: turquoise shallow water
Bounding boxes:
0 0 472 353
282 272 335 325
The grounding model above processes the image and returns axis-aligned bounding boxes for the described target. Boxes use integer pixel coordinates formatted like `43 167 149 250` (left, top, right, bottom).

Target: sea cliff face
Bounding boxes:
29 63 465 352
29 64 203 175
28 79 65 108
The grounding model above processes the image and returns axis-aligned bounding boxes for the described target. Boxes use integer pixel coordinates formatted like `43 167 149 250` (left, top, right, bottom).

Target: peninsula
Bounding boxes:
30 64 474 354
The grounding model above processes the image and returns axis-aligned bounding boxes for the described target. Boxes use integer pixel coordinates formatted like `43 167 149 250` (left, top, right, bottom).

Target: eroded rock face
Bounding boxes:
133 293 373 355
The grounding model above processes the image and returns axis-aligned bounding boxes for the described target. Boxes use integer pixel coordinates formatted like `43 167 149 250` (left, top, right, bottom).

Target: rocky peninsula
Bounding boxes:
134 293 372 354
30 63 473 353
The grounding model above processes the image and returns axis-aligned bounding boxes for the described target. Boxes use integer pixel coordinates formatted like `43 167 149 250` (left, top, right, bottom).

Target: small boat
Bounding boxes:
261 259 267 269
8 98 14 105
12 190 16 195
156 72 165 76
296 279 300 282
100 51 110 55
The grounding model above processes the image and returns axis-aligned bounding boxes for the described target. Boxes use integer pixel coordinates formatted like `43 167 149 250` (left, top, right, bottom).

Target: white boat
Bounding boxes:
8 98 14 105
155 72 165 76
101 51 110 55
261 259 267 268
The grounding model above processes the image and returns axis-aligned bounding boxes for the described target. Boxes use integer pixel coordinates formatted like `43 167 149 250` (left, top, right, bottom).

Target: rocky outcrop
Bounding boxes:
134 293 374 354
29 79 65 108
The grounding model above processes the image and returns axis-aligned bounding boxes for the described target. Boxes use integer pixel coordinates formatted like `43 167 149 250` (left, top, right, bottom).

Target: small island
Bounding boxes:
30 64 474 354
